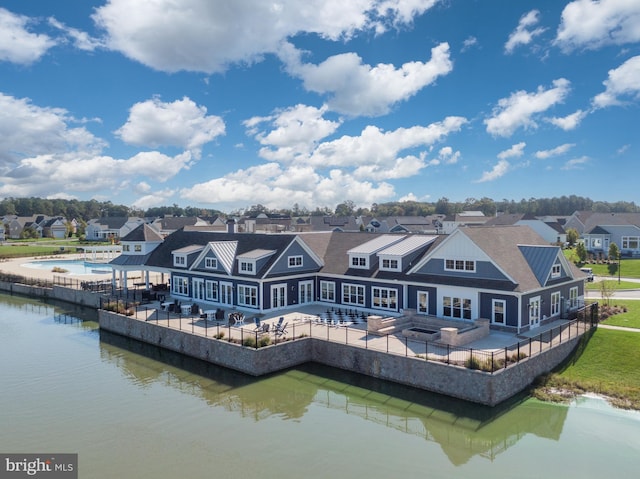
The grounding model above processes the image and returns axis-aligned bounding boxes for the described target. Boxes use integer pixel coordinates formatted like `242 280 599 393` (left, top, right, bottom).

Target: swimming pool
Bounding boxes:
21 259 113 276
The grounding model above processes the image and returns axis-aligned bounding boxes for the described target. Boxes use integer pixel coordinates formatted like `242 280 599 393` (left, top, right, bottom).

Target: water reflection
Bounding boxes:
99 330 569 465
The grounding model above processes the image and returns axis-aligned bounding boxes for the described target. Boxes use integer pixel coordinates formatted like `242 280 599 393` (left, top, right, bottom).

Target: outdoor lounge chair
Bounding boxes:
274 321 288 337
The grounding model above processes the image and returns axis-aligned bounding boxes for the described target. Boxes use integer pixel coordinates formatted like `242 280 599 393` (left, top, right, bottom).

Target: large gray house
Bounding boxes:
111 224 587 334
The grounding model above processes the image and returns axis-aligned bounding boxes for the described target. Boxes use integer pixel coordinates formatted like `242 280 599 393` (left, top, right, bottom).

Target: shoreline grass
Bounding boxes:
532 328 640 409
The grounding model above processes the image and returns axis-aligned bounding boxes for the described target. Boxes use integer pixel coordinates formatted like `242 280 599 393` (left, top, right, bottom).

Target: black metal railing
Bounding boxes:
99 299 598 373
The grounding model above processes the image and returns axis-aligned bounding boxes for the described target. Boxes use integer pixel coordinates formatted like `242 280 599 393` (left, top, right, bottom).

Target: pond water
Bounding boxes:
1 292 639 479
20 259 112 275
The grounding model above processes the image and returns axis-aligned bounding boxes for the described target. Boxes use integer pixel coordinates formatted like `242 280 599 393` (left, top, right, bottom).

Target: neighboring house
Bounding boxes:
582 224 640 257
564 211 640 256
41 217 69 239
85 217 145 241
6 215 45 239
362 215 444 234
237 214 292 233
483 213 567 244
307 216 362 232
149 216 211 236
440 212 489 234
112 225 586 334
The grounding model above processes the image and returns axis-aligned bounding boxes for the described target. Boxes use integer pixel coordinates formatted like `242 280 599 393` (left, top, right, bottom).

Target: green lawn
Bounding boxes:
0 244 77 259
533 328 640 409
599 300 640 329
564 249 640 279
586 279 640 291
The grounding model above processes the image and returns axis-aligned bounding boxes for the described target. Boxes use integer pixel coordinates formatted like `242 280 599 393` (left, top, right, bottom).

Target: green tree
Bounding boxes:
566 228 579 246
575 242 587 264
608 242 620 262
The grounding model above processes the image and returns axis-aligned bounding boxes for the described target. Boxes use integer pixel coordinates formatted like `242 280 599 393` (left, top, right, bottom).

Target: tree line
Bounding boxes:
0 195 637 222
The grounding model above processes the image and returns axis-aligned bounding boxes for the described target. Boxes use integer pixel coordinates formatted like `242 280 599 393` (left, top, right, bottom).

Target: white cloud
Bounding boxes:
546 109 587 130
93 0 440 74
131 188 176 210
437 146 461 164
282 42 453 116
180 163 396 210
535 143 576 159
305 116 467 169
245 104 342 162
48 17 103 51
476 159 510 183
353 153 426 180
484 78 571 137
555 0 640 52
592 56 640 109
461 36 478 52
0 8 56 64
561 156 589 170
497 142 526 160
115 97 225 158
0 93 106 166
505 10 546 54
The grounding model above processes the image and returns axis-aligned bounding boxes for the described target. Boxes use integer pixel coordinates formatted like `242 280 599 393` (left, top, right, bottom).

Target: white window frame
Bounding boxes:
342 283 365 306
372 287 397 311
569 286 578 308
122 244 130 252
551 264 561 278
551 291 561 316
237 285 258 307
192 278 205 301
288 255 303 268
205 280 218 301
622 236 640 250
239 260 255 274
134 244 142 252
443 296 472 320
205 257 218 269
492 299 506 324
320 280 336 302
349 255 368 269
299 280 313 304
173 254 187 267
271 283 287 308
417 291 429 315
172 275 189 296
444 259 475 272
380 257 400 272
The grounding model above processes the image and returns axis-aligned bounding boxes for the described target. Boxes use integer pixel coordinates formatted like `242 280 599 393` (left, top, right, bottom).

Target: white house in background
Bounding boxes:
483 213 567 245
85 217 145 241
440 211 489 234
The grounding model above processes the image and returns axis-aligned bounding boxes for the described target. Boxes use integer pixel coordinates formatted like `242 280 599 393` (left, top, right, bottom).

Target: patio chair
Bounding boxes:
274 317 284 330
274 321 288 337
261 323 270 334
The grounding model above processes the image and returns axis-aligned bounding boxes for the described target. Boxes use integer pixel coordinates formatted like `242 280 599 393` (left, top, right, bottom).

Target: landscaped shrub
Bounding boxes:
243 336 257 348
464 355 482 370
257 336 271 347
214 332 225 340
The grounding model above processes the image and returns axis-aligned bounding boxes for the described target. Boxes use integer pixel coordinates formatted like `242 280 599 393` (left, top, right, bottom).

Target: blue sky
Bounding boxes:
0 0 639 213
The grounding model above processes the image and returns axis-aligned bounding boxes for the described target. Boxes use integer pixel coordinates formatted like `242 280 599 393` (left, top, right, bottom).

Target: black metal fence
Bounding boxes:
100 298 598 374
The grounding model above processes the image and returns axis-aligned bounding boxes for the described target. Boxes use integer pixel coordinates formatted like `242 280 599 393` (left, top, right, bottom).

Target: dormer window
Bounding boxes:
350 255 368 269
445 259 475 272
123 244 130 252
288 255 303 268
380 257 400 271
551 264 561 278
239 260 255 274
134 244 142 252
205 257 218 269
174 254 187 267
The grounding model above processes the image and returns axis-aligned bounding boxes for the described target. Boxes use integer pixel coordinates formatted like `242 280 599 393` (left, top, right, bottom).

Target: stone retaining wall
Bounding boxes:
0 281 104 308
99 310 581 406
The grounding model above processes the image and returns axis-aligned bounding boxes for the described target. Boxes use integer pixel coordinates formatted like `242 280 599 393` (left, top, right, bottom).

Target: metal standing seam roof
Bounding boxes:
207 241 238 274
378 235 437 256
347 235 405 254
236 249 276 260
518 245 560 286
172 245 205 254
